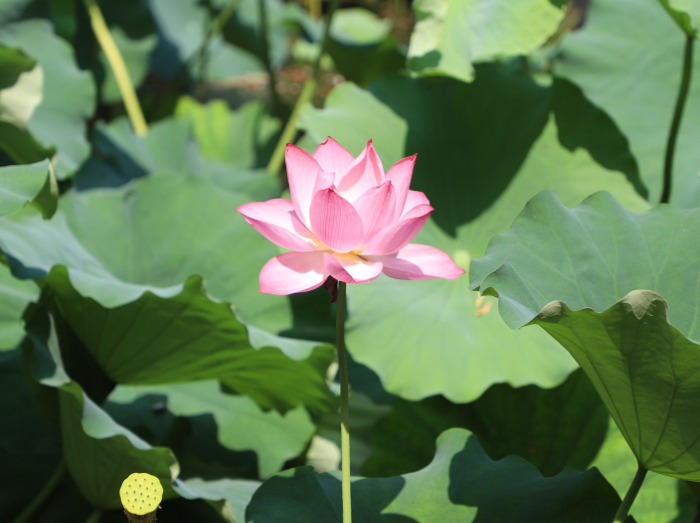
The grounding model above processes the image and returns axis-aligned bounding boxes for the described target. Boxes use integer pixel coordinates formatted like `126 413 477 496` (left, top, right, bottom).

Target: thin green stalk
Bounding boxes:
258 0 284 116
393 0 402 21
613 465 648 523
11 459 66 523
336 282 352 523
308 0 322 19
195 0 241 99
203 0 241 54
83 0 148 136
661 34 694 204
266 0 341 176
84 509 102 523
195 15 210 101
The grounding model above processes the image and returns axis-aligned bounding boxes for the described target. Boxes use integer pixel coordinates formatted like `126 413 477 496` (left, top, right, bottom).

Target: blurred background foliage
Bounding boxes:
0 0 699 522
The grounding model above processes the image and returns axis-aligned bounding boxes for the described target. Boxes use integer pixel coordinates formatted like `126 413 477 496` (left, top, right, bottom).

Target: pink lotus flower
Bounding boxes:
237 138 465 295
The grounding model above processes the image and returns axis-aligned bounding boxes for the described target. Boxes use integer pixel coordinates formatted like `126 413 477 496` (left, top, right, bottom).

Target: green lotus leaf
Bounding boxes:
176 477 261 523
659 0 700 37
471 192 700 479
533 293 700 481
0 175 335 413
408 0 563 82
331 8 393 45
108 380 316 478
326 8 405 86
0 44 41 136
471 191 700 338
0 43 33 87
592 420 699 523
0 20 96 179
0 44 49 166
0 263 38 351
556 0 700 206
76 113 279 199
246 428 623 523
0 348 63 519
0 160 56 218
0 0 32 25
175 96 280 169
218 0 312 71
148 0 263 79
22 311 178 508
76 117 194 188
363 369 608 479
21 313 261 516
298 66 648 403
59 380 180 510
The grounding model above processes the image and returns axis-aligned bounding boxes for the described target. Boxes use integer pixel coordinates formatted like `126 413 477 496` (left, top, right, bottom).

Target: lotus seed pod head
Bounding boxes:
119 473 163 523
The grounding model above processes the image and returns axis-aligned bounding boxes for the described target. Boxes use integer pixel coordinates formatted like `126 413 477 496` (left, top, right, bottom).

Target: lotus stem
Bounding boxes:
83 0 148 137
308 0 322 19
195 0 241 100
266 0 341 176
612 464 647 523
10 459 66 523
336 281 352 522
661 34 694 204
84 509 102 523
258 0 284 116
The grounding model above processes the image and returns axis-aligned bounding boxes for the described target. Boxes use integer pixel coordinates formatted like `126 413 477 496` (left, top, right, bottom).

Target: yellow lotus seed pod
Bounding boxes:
119 473 163 518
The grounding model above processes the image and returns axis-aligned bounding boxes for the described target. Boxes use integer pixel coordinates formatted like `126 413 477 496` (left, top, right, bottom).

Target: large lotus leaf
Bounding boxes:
0 40 34 83
106 392 263 482
363 369 608 478
176 478 261 523
76 114 279 198
0 44 48 166
0 20 96 179
0 44 42 135
298 67 648 402
326 8 405 86
175 96 280 169
556 0 700 206
659 0 700 37
148 0 263 79
59 381 179 510
24 310 263 516
470 193 700 479
219 0 312 71
0 348 63 519
49 272 333 413
531 293 700 481
59 372 261 518
408 0 563 82
0 263 38 350
108 380 316 478
77 117 194 187
0 175 335 413
0 160 56 218
246 428 623 523
592 421 698 523
23 312 178 508
0 0 32 25
470 191 700 339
